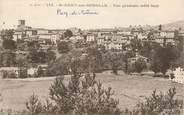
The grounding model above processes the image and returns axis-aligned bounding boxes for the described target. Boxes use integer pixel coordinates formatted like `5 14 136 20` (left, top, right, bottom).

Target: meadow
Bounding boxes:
0 71 183 111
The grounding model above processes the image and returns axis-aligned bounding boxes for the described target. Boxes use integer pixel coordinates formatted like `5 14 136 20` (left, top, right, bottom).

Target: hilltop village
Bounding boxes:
0 20 183 83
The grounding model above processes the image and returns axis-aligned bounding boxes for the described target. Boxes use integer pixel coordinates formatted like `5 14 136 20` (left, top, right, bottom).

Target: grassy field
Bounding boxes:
0 71 183 111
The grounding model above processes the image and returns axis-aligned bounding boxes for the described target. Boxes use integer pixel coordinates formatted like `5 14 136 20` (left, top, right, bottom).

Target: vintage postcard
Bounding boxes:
0 0 183 115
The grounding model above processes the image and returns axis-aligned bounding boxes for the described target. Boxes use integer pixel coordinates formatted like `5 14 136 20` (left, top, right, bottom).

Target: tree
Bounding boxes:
103 51 122 75
122 50 135 73
151 44 180 76
37 66 44 77
129 38 143 52
26 94 43 115
64 29 73 38
175 35 184 68
1 29 14 40
2 39 17 50
19 67 28 78
140 41 153 58
57 41 70 54
47 53 72 76
86 46 103 73
28 49 47 64
0 51 16 67
150 54 161 74
46 50 56 63
27 40 40 50
134 58 147 73
135 87 183 115
158 24 162 31
16 55 28 67
48 72 120 115
16 55 28 78
17 40 28 51
37 51 47 64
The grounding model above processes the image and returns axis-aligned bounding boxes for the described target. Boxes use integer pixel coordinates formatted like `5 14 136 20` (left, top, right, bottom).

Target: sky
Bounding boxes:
0 0 184 29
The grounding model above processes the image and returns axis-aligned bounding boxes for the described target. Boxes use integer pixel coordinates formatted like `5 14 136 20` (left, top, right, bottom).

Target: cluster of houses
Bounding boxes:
0 20 183 83
3 20 183 51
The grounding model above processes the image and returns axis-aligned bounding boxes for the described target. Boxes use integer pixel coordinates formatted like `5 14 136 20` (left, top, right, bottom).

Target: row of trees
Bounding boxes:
0 49 56 67
54 39 182 76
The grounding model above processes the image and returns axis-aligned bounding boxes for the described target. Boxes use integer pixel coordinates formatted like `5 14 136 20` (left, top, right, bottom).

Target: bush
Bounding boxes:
2 71 17 79
25 93 43 115
134 58 147 73
57 41 70 54
25 73 120 115
19 68 28 78
134 87 183 115
49 73 120 115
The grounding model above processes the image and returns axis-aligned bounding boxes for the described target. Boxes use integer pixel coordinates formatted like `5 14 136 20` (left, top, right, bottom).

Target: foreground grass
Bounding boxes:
0 72 183 111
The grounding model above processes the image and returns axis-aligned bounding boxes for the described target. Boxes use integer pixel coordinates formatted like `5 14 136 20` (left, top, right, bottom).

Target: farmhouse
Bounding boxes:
172 67 184 84
0 67 19 78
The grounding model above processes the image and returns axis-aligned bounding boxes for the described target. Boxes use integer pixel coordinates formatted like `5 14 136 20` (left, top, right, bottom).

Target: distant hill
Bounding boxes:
159 20 184 30
120 20 184 31
87 20 184 31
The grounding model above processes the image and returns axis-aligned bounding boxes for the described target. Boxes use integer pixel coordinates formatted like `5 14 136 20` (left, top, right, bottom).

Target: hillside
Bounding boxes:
160 20 184 30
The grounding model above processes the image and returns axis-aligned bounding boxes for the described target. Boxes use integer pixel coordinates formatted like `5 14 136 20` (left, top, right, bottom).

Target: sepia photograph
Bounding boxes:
0 0 184 115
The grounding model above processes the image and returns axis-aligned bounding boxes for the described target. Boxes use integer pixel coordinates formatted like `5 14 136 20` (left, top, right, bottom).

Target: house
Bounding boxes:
104 42 122 50
27 64 48 77
38 33 52 40
13 20 34 41
137 33 147 40
38 64 48 71
131 28 144 35
27 67 37 76
38 33 59 45
86 34 96 42
16 20 32 31
15 50 29 56
0 67 19 78
69 35 84 42
159 30 175 38
97 36 105 45
25 29 37 37
128 54 148 64
117 31 131 35
36 28 49 34
13 30 25 41
68 27 81 35
172 67 184 84
127 54 149 72
178 30 184 37
152 30 176 46
155 37 175 46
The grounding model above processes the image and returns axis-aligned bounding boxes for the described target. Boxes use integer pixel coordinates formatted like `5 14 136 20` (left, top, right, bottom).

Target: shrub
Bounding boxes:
25 72 120 115
49 73 120 115
19 68 28 78
2 71 17 79
57 41 70 54
134 87 183 115
25 93 43 115
134 58 147 73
